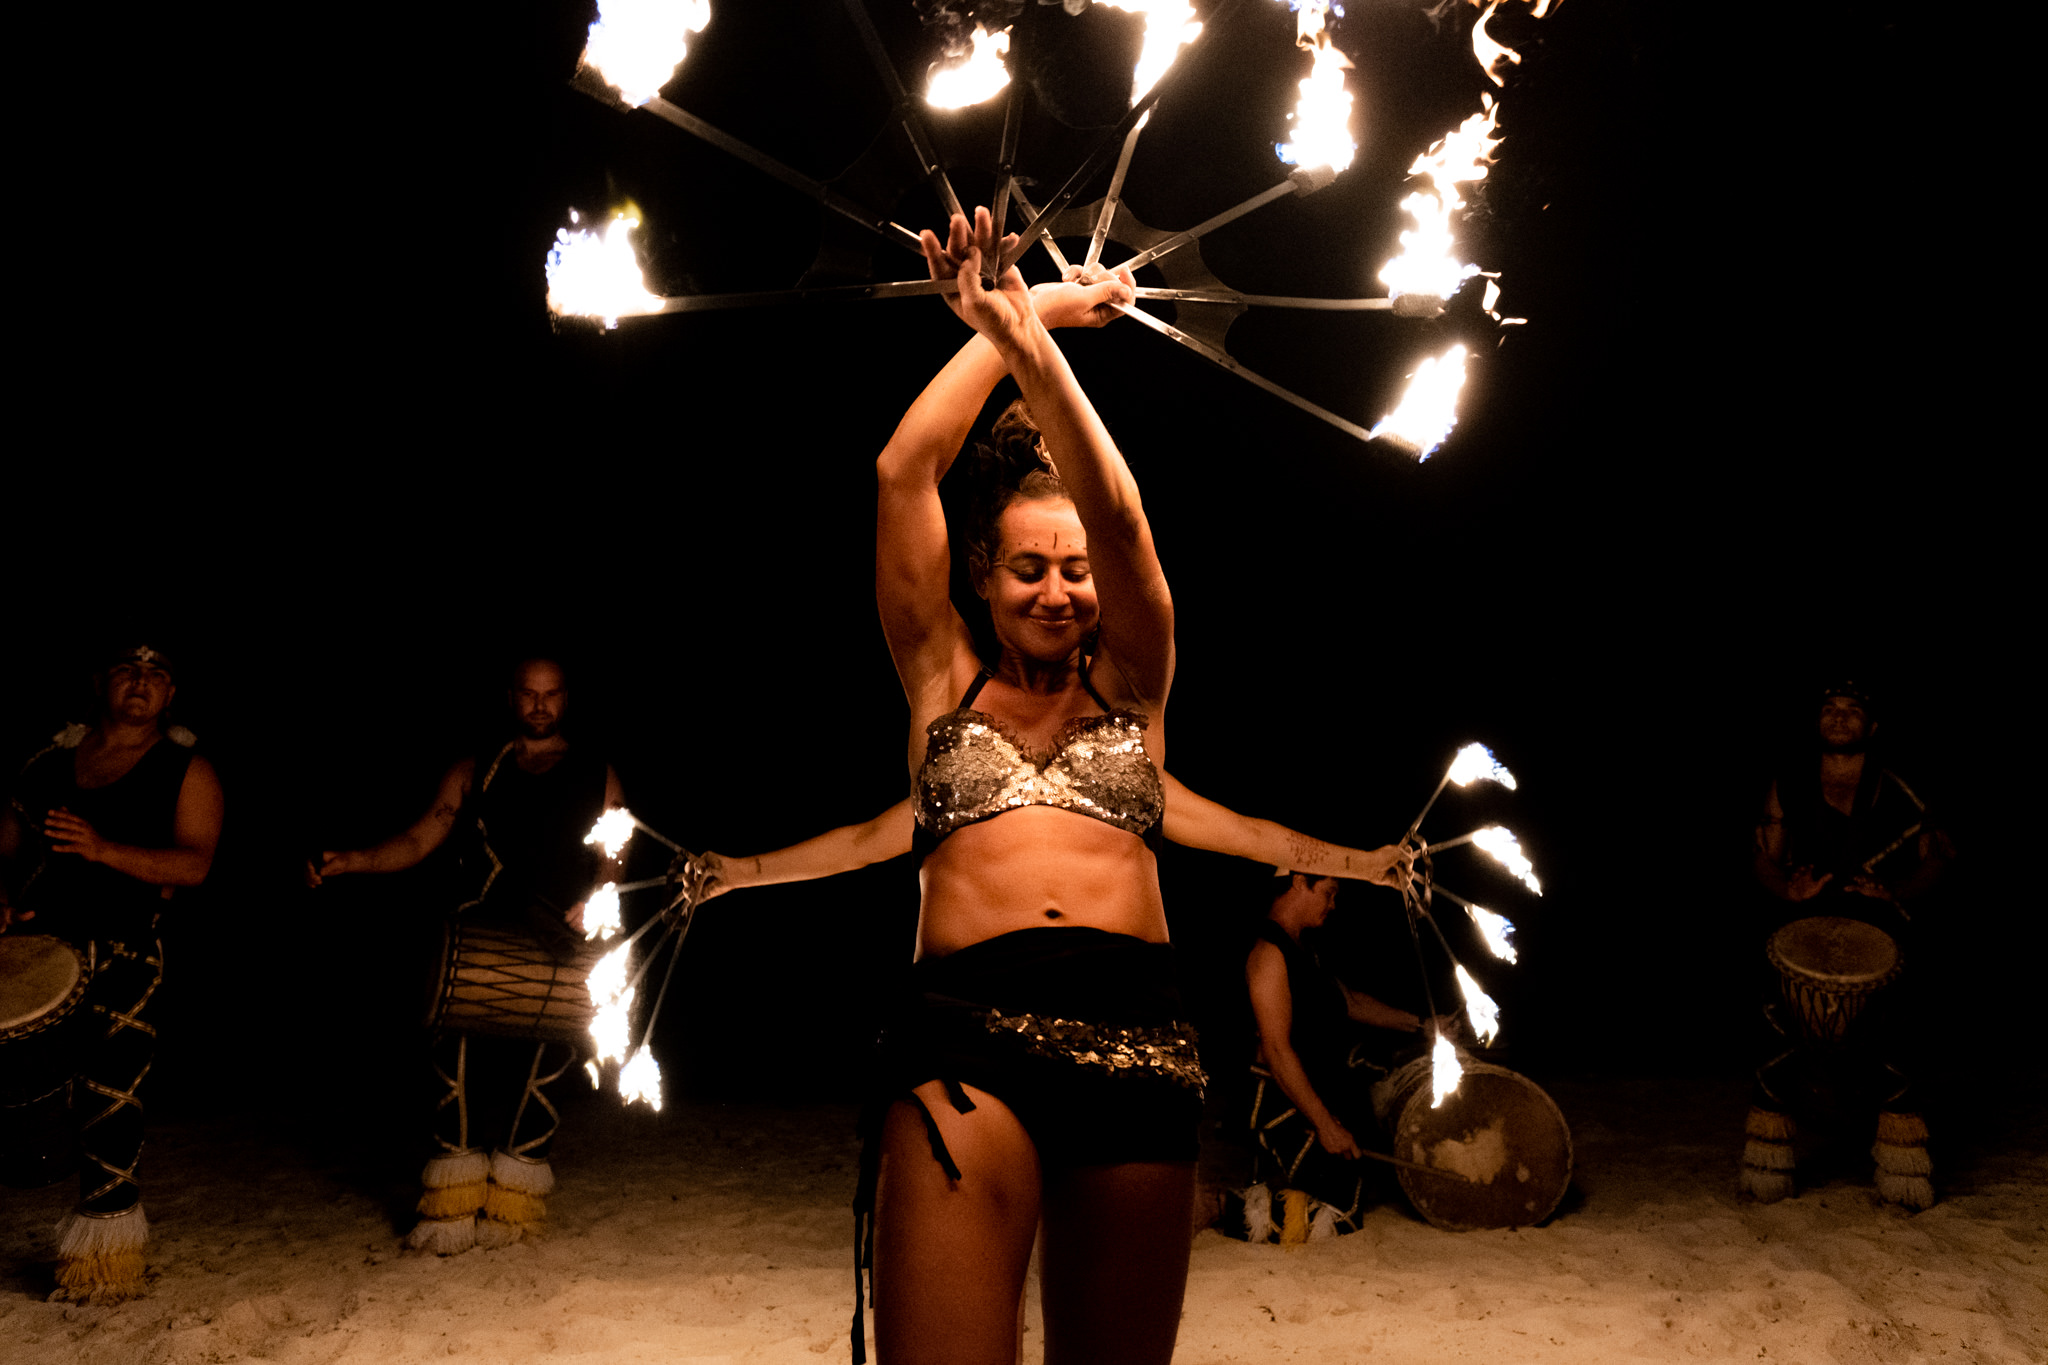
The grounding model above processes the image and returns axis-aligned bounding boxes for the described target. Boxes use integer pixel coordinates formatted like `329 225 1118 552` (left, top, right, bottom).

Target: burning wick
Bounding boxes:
581 0 712 108
1421 825 1541 895
587 941 637 1071
618 1044 664 1111
1378 98 1501 315
925 24 1009 108
546 211 661 329
1370 344 1469 460
1274 0 1355 174
1448 742 1517 791
585 807 636 860
1433 886 1518 963
1454 963 1500 1045
1102 0 1203 105
1429 1031 1463 1108
584 882 623 941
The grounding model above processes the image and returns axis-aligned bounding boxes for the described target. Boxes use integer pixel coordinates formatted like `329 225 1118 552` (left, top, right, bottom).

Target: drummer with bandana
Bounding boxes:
1743 679 1953 1208
0 640 225 1302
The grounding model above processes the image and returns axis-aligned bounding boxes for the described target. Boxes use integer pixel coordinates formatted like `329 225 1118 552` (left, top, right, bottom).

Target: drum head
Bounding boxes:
0 936 85 1033
1768 916 1900 986
1392 1062 1573 1232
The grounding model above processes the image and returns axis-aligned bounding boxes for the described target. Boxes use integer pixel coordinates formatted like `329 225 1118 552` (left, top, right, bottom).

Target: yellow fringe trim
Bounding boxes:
1744 1107 1796 1141
55 1250 147 1298
1742 1138 1797 1172
1876 1111 1929 1145
417 1181 488 1220
483 1186 548 1225
1873 1141 1933 1176
1739 1167 1793 1203
1278 1188 1313 1246
1875 1172 1934 1210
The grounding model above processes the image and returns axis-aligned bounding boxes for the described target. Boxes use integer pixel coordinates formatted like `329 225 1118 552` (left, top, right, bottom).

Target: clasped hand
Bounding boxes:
921 209 1135 345
44 808 106 863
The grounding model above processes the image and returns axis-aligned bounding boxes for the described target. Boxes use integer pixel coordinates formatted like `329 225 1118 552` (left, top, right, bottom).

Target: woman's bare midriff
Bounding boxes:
914 806 1168 959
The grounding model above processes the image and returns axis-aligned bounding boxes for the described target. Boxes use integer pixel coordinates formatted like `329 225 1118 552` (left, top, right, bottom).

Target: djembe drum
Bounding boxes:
1765 916 1901 1043
427 921 604 1044
1370 1055 1572 1232
0 934 89 1187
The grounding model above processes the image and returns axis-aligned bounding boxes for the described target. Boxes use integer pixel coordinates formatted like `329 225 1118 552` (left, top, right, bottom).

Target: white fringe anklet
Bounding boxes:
54 1204 149 1303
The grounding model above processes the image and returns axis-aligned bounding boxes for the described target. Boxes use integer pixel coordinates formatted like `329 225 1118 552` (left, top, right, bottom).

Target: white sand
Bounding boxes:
6 1076 2042 1364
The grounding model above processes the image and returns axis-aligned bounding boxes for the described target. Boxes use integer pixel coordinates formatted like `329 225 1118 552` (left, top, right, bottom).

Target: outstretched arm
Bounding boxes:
694 802 916 901
310 758 473 883
1162 774 1410 889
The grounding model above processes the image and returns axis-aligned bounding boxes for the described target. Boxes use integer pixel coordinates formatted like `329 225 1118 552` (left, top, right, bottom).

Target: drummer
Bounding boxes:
0 639 225 1302
309 655 624 1252
1744 679 1953 1209
1246 871 1445 1232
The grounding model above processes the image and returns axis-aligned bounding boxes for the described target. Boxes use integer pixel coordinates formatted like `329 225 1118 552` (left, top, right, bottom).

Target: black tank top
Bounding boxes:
1254 919 1352 1090
465 744 608 919
14 734 194 948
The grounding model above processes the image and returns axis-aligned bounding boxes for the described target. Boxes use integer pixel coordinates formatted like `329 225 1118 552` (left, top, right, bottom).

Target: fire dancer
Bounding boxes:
1245 871 1443 1235
0 641 224 1302
1742 680 1952 1208
308 656 623 1252
849 205 1194 1365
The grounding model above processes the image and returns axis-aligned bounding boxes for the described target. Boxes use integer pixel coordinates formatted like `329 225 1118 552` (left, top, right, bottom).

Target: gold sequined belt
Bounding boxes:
978 1009 1208 1093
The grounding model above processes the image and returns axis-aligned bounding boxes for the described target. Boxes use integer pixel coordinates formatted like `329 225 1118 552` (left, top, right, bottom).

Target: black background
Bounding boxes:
8 1 2023 1144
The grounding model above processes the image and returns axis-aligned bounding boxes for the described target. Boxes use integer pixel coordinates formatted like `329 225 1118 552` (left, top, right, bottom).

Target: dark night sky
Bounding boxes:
9 2 2024 1128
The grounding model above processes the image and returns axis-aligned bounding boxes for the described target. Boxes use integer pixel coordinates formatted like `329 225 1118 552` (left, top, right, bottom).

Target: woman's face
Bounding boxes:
982 498 1097 663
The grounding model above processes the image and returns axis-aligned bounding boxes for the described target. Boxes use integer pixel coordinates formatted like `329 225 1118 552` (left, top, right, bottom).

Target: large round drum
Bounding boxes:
1766 916 1901 1042
427 921 604 1044
1 934 89 1188
1371 1055 1572 1232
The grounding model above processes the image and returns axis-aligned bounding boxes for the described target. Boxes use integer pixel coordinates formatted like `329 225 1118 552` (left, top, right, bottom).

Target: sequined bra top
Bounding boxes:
913 670 1165 862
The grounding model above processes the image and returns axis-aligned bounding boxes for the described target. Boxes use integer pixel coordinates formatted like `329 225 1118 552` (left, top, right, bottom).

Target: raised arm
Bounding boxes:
311 758 474 883
924 211 1170 707
1161 774 1410 889
694 801 915 901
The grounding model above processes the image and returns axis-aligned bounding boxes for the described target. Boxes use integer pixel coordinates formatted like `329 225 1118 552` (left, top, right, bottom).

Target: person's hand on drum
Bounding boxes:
0 895 30 930
1315 1116 1363 1160
44 808 107 863
1843 874 1894 903
1786 866 1833 901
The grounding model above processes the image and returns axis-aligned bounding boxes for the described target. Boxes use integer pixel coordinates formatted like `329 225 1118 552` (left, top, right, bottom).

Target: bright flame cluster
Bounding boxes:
1274 2 1354 173
1429 1031 1462 1108
926 24 1010 108
619 1044 664 1111
585 807 637 861
1370 344 1469 460
1465 901 1518 963
584 883 623 941
1454 963 1500 1045
1448 742 1517 790
1101 0 1203 104
546 211 662 329
1378 99 1499 304
1472 825 1542 895
583 0 712 107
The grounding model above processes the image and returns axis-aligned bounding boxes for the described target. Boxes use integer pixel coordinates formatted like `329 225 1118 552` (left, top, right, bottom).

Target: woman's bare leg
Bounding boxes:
1039 1161 1195 1365
872 1081 1044 1365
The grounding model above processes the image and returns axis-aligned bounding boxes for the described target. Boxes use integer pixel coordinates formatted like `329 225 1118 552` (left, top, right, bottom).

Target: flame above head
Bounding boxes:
1273 3 1354 173
585 807 637 860
1429 1031 1463 1108
1100 0 1202 105
1454 963 1500 1045
547 211 662 330
583 0 712 107
927 23 1010 107
1378 98 1499 305
1472 825 1542 895
584 882 623 941
619 1044 664 1111
1370 344 1469 460
1465 902 1518 963
1448 742 1518 791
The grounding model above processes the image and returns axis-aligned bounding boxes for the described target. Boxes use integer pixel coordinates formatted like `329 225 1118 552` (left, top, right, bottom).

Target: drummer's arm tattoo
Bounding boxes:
339 760 473 876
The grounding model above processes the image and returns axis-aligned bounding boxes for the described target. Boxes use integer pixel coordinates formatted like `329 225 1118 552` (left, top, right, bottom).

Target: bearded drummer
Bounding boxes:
0 640 224 1302
1743 680 1953 1208
309 655 624 1252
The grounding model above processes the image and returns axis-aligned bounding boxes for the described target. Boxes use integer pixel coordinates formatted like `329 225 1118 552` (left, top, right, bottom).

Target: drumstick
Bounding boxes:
1357 1147 1479 1183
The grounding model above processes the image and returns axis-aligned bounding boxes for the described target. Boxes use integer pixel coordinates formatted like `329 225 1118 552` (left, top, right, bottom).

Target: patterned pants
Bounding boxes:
75 937 163 1214
426 1032 575 1159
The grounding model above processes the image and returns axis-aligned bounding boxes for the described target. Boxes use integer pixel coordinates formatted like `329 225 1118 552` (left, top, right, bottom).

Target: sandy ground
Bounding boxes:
5 1074 2042 1365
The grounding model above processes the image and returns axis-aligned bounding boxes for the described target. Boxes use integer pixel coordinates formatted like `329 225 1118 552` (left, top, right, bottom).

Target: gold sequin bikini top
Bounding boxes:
913 670 1165 861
